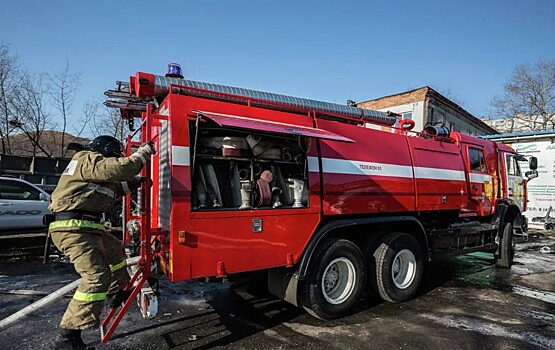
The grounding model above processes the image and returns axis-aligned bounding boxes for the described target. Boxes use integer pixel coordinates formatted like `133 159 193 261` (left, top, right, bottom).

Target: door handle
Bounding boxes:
0 202 13 206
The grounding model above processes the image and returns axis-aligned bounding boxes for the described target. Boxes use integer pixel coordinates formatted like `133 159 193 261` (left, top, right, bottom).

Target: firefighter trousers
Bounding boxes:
50 221 130 330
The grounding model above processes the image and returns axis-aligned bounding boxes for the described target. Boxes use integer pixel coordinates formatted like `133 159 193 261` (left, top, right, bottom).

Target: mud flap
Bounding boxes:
268 269 299 306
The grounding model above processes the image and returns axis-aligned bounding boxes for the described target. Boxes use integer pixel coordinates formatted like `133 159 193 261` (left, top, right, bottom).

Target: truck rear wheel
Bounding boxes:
369 233 423 303
495 222 514 268
299 238 366 320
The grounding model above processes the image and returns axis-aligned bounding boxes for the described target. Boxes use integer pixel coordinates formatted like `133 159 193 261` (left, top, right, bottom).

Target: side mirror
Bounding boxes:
525 170 538 180
529 156 538 170
39 193 48 201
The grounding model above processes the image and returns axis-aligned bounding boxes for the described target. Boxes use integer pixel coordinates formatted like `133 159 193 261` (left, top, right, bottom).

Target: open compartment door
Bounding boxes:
193 110 355 143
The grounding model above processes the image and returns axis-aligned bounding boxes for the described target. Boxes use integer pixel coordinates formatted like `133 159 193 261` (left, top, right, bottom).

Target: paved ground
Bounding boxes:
0 231 554 349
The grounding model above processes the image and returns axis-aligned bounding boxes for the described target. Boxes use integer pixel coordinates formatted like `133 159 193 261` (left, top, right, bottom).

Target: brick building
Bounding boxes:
357 86 498 136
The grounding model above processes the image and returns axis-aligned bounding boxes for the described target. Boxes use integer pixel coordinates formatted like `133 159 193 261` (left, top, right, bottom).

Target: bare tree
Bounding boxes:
490 60 555 132
70 99 96 139
46 61 81 157
0 42 21 154
10 72 53 156
90 102 125 140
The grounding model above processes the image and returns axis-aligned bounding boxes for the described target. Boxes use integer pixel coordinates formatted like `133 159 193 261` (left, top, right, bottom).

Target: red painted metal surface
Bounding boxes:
194 110 355 143
161 94 325 282
101 105 170 342
315 119 416 215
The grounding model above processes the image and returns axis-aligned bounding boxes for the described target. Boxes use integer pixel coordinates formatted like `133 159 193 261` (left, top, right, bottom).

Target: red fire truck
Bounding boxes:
100 64 538 342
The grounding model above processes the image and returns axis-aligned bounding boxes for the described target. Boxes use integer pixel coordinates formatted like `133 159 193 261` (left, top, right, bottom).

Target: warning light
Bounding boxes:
166 63 184 78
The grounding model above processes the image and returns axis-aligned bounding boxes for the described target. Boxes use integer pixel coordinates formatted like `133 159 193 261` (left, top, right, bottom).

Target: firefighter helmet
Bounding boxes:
89 135 124 158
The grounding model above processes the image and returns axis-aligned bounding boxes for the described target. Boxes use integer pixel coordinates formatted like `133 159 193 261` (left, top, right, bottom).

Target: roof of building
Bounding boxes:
358 86 498 134
481 129 555 142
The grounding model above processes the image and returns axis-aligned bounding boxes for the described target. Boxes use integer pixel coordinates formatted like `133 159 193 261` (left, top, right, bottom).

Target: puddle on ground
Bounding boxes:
426 239 555 293
512 285 555 305
419 313 555 349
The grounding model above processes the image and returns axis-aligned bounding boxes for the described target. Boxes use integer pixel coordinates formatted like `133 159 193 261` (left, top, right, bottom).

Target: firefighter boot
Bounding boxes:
239 180 252 209
52 328 95 350
106 289 133 309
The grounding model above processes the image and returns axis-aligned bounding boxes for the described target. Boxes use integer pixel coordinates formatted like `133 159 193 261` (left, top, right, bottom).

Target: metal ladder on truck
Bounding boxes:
100 105 168 343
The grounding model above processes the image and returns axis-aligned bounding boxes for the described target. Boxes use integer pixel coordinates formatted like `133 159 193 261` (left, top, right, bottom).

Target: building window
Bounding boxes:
449 122 455 131
402 112 413 120
469 148 487 173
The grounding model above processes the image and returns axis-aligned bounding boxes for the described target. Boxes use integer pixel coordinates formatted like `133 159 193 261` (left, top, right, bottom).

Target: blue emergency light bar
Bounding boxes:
166 63 183 78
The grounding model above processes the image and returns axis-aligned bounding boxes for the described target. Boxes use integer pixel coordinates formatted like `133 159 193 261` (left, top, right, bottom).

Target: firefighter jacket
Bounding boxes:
49 150 145 214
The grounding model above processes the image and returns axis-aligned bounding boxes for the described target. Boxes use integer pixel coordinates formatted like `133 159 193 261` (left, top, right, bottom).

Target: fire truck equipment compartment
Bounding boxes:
194 110 355 143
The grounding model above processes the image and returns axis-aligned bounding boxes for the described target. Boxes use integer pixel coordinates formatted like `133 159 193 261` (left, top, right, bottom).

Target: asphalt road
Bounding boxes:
0 231 554 350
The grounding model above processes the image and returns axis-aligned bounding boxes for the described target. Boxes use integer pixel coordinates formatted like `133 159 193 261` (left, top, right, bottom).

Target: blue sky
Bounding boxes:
1 0 555 133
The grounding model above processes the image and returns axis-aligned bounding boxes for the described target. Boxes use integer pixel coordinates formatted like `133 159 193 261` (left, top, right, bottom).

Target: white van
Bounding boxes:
0 176 51 231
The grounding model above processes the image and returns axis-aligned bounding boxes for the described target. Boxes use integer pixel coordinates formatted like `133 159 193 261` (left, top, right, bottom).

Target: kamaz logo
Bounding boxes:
0 210 42 216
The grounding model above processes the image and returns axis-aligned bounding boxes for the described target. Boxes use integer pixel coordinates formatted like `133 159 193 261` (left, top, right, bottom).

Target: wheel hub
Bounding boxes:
324 265 339 291
391 249 416 290
321 257 356 305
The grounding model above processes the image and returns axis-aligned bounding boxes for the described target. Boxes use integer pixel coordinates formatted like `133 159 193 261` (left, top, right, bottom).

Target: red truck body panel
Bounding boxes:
160 94 325 281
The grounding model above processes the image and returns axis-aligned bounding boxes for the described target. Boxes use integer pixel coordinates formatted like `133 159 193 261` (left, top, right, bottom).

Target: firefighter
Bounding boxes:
49 135 155 350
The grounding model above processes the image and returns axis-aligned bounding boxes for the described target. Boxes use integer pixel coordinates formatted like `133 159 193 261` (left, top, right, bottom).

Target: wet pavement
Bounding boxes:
0 230 554 349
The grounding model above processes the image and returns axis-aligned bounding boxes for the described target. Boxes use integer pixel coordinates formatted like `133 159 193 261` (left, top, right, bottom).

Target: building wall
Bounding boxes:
359 87 497 136
363 101 426 132
426 97 491 136
358 89 428 110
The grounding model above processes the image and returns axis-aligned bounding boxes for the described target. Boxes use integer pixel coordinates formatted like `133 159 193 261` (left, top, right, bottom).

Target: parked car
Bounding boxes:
0 176 51 231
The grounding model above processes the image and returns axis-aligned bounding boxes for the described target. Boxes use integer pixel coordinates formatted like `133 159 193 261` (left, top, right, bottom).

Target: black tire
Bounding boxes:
495 222 514 268
370 233 424 303
363 235 385 297
299 238 366 320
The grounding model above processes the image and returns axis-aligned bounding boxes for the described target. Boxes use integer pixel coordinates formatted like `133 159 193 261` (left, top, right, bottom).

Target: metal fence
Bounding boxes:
0 154 70 193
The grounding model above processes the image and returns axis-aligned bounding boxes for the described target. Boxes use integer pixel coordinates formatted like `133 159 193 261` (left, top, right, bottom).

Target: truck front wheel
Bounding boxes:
299 238 366 320
369 233 424 303
495 222 515 268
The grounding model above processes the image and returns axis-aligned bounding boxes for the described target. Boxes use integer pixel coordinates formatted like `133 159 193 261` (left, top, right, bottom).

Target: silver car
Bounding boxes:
0 176 51 231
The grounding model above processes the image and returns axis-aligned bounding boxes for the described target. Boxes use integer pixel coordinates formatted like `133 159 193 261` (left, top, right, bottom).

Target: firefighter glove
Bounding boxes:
132 176 152 188
127 178 142 193
138 140 156 156
132 140 156 165
138 176 148 184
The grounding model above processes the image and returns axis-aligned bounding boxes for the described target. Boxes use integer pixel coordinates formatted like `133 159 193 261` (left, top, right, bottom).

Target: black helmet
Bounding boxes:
89 135 124 158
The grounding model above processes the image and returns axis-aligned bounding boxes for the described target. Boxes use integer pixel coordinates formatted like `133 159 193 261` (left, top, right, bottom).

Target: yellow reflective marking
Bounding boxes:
49 219 105 231
73 290 106 302
110 259 127 272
